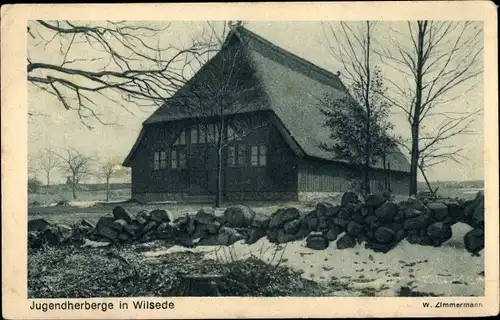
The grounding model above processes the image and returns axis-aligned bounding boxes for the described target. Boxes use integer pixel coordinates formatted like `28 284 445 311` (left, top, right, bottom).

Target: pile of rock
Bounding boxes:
290 191 484 254
28 191 485 255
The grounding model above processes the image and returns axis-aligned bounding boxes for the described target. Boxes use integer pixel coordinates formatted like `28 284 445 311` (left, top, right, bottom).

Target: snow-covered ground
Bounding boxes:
141 222 484 297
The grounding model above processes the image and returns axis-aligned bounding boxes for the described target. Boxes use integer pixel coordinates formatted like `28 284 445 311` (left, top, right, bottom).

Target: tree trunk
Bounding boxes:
106 176 110 202
409 21 426 196
419 164 437 197
382 154 388 192
409 123 420 196
215 145 222 208
72 173 77 200
46 172 50 187
387 162 392 193
363 158 371 197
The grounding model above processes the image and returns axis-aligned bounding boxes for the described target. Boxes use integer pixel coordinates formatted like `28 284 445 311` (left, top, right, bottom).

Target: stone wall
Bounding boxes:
28 191 485 255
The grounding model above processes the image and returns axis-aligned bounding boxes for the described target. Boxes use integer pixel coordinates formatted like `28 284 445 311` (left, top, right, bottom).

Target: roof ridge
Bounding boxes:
234 26 345 90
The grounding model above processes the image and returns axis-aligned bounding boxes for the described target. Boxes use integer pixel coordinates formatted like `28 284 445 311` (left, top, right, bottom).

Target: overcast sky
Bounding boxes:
28 21 484 184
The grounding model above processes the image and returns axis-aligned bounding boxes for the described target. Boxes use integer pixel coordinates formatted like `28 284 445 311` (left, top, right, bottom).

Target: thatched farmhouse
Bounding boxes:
123 25 410 203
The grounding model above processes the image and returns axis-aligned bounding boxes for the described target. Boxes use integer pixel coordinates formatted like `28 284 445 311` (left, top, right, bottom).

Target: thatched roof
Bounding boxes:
125 26 410 172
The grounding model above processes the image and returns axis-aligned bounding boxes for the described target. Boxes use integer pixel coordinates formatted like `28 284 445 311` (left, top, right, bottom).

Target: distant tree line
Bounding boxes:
28 148 130 200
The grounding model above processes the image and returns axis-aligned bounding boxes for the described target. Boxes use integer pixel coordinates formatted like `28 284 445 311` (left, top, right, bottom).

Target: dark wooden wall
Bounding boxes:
298 158 410 195
130 111 299 196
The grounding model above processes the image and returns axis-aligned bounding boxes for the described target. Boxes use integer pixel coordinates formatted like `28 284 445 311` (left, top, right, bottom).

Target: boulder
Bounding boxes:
111 219 128 232
28 231 44 250
112 206 135 223
197 235 220 246
336 234 356 249
360 207 373 217
224 205 256 228
246 228 267 244
207 221 221 234
42 228 62 246
374 226 396 244
306 234 329 250
364 215 380 231
365 193 387 208
390 222 404 231
471 196 484 228
142 220 160 235
405 208 423 219
266 228 279 243
187 216 196 235
136 210 151 225
117 233 131 242
269 207 301 229
96 216 115 232
333 217 349 228
191 223 210 240
337 208 352 221
445 202 465 224
405 198 428 212
156 222 177 240
217 227 245 246
375 202 398 222
427 202 449 222
251 212 270 229
303 210 319 231
366 241 397 254
195 207 216 224
56 224 73 242
427 222 452 245
123 223 140 237
406 234 432 246
346 221 364 236
351 213 365 225
80 219 95 228
464 228 484 253
317 216 332 231
341 191 359 207
404 213 432 230
28 218 51 232
394 229 406 242
316 202 339 217
284 219 302 235
150 209 174 223
96 226 118 241
323 224 341 241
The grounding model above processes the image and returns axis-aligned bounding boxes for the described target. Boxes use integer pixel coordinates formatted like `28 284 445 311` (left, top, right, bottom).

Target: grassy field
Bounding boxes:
28 188 131 206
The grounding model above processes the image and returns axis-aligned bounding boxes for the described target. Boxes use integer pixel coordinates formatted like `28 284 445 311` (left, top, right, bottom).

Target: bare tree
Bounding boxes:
36 149 59 186
100 160 129 202
50 148 94 199
321 21 397 196
378 21 483 195
174 21 268 207
27 20 206 128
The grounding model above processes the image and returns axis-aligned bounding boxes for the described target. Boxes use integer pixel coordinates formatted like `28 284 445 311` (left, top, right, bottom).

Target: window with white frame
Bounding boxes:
153 151 168 170
173 129 186 145
171 149 187 169
227 144 248 167
250 145 267 167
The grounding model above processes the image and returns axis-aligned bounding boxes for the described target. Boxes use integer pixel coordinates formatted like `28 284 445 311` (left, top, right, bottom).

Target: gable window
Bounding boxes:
251 145 267 167
227 125 243 141
191 124 217 144
171 149 187 169
206 123 216 142
191 126 199 144
227 144 248 167
173 129 186 146
153 151 167 170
